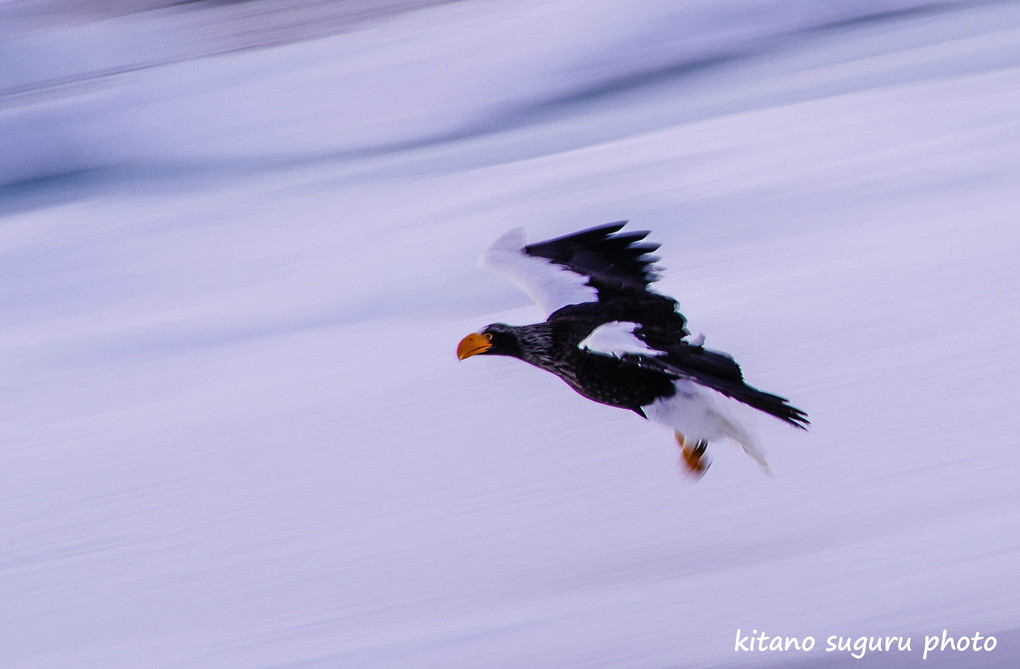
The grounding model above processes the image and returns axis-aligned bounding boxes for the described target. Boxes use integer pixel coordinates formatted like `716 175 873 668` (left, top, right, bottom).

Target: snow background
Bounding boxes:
2 0 1019 666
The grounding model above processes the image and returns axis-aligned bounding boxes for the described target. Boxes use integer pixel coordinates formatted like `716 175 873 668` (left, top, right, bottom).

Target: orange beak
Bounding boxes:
457 332 492 360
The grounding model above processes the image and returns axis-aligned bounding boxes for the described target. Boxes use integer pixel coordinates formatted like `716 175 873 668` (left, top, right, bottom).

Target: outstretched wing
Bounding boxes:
524 222 661 294
579 320 809 429
479 222 665 317
654 346 810 429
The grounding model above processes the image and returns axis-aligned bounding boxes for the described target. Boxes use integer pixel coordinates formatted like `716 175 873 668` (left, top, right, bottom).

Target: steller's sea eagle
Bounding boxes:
457 222 808 476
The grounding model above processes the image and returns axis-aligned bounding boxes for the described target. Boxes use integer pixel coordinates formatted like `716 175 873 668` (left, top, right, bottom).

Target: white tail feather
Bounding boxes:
717 413 772 475
643 379 772 475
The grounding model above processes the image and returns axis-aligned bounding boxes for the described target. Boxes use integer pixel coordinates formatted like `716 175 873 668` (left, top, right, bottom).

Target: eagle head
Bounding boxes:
456 323 523 360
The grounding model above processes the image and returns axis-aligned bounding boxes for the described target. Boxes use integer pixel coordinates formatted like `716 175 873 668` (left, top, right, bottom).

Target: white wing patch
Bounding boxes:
578 321 666 358
478 228 598 316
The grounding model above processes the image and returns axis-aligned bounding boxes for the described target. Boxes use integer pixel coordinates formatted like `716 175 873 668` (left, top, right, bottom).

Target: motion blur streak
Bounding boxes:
1 1 1019 667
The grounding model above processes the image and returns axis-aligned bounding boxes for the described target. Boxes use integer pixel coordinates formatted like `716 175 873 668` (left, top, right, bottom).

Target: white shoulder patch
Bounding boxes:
478 228 598 316
578 321 666 358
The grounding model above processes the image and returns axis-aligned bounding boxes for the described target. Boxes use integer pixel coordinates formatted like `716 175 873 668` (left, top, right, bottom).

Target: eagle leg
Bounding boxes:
675 430 710 478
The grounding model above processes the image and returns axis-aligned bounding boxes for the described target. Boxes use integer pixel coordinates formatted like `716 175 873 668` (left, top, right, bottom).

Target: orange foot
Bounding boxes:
675 431 710 478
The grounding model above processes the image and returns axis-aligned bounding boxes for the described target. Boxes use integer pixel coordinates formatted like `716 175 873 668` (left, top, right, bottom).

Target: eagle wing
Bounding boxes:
578 320 809 429
479 222 674 319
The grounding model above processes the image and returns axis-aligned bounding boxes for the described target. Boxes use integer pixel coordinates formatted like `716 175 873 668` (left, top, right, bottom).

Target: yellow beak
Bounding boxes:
457 332 492 360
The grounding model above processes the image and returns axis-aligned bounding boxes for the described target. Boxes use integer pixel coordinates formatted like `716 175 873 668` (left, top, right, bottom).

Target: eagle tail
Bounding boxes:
714 408 773 475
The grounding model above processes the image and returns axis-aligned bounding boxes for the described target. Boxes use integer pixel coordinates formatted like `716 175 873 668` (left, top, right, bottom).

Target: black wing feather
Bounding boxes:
537 221 690 345
625 341 810 429
524 221 660 292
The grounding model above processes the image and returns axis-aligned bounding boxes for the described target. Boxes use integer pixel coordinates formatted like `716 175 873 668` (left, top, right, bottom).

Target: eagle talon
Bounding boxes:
677 434 710 478
680 449 710 477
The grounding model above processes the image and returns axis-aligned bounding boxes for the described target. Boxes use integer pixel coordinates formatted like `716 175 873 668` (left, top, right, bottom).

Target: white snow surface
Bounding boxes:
3 1 1020 667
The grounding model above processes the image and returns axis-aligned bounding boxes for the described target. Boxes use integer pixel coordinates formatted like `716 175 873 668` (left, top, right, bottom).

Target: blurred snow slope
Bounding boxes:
2 0 1020 667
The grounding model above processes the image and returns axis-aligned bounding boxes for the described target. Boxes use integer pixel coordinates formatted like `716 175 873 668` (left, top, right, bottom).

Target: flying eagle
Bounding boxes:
456 222 808 476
